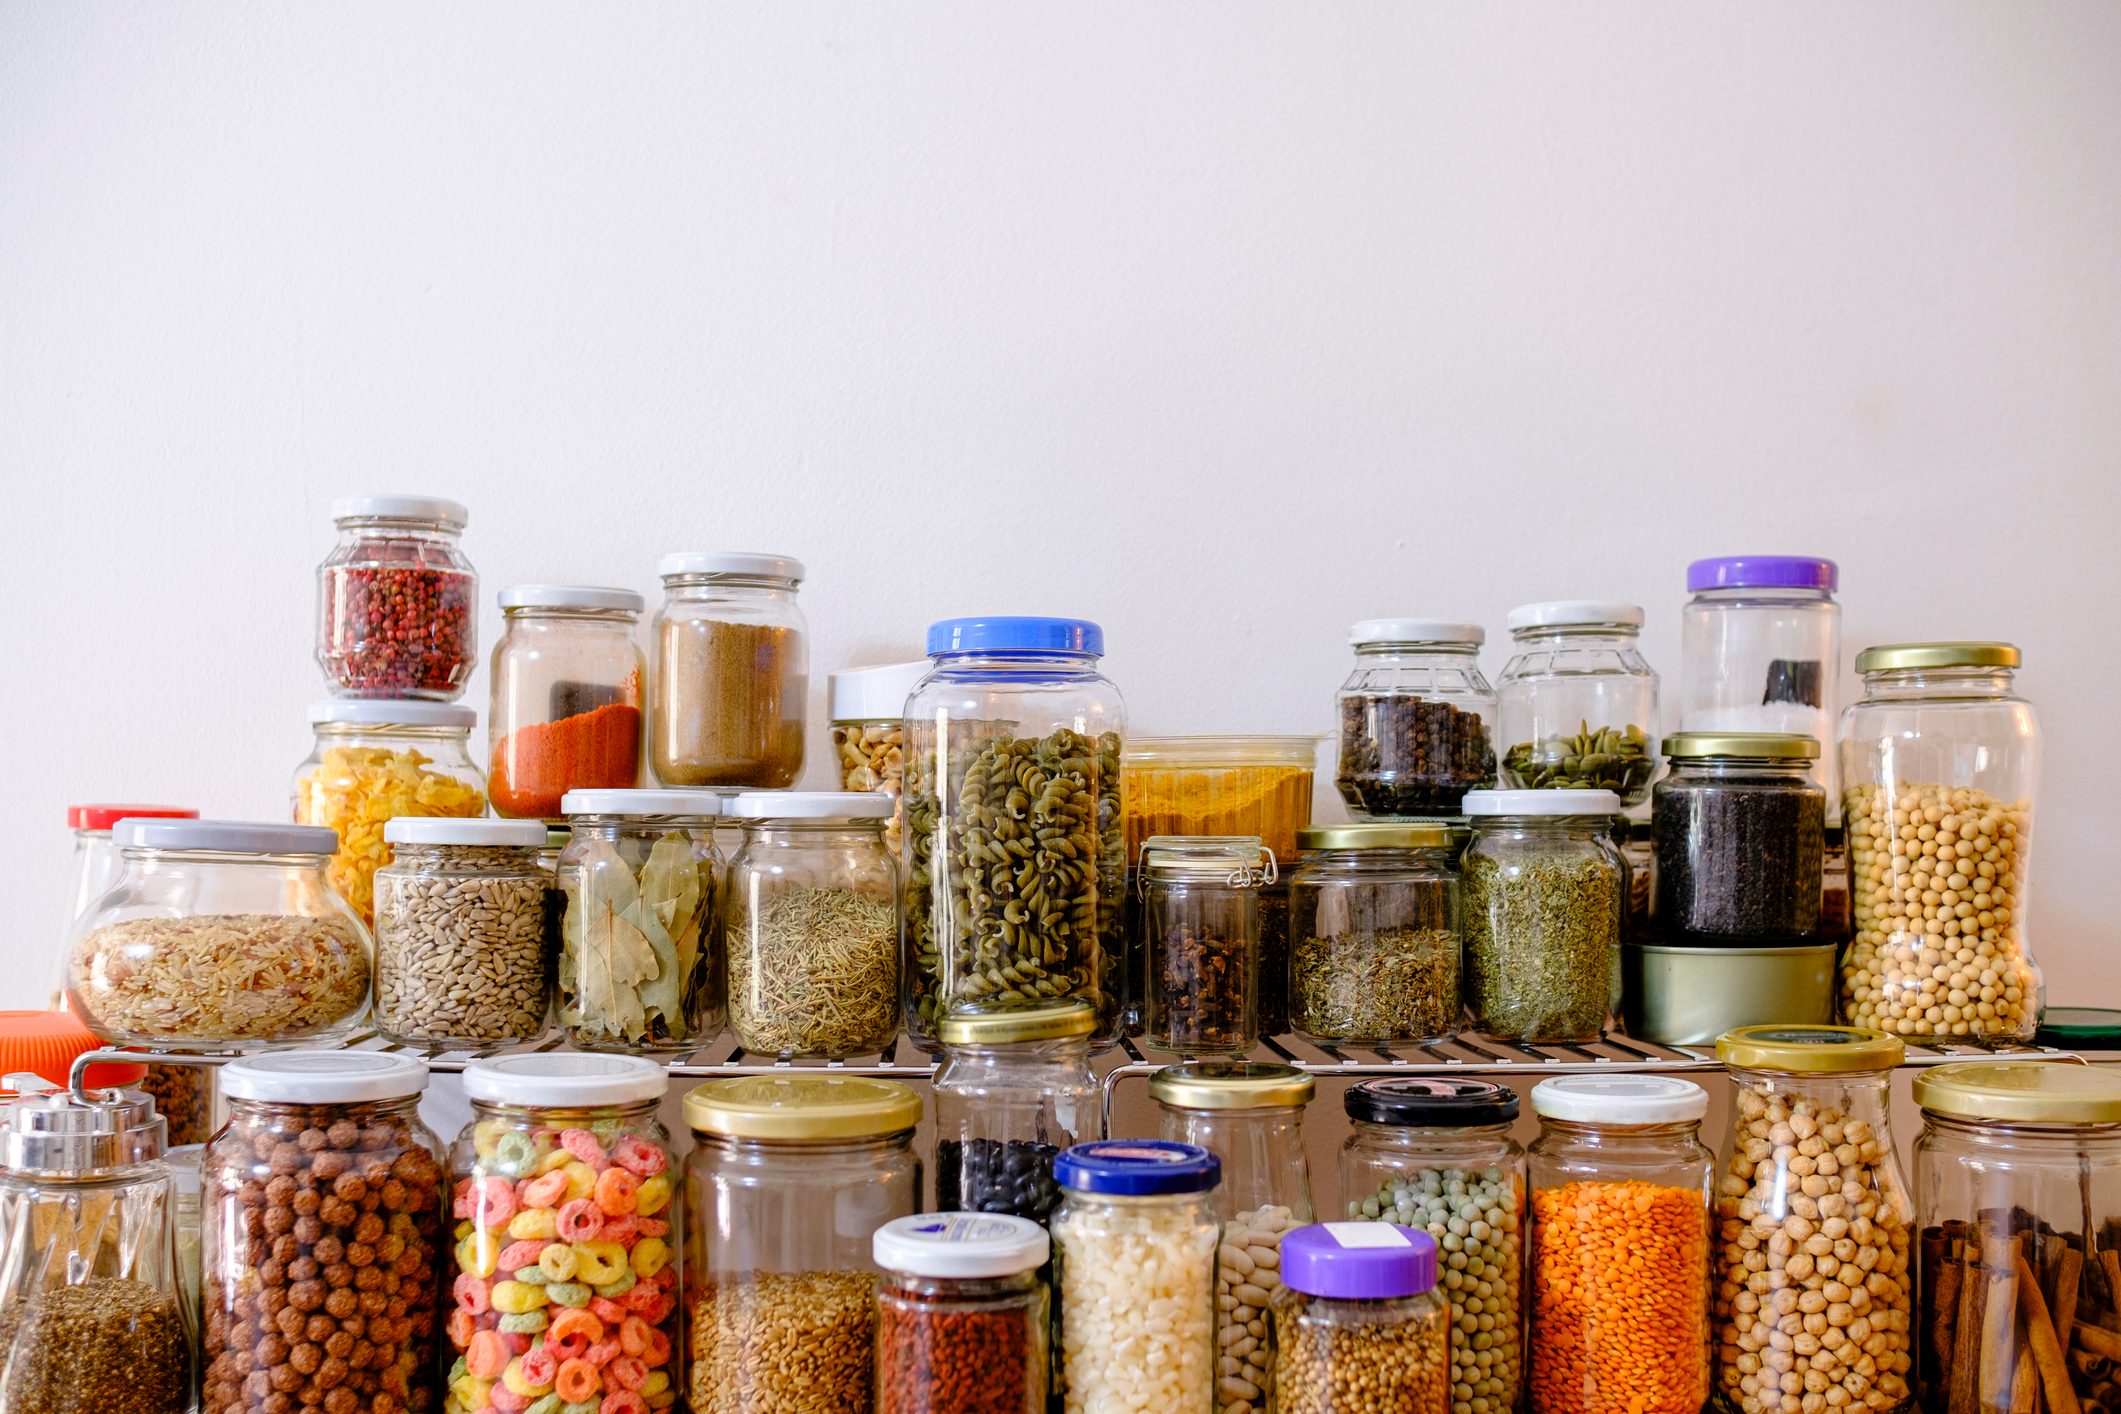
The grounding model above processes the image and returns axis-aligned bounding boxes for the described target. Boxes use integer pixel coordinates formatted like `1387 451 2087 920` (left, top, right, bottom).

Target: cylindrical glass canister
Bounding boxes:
933 1002 1101 1223
1288 823 1463 1046
1335 620 1498 819
830 659 929 857
1140 836 1270 1055
314 493 477 700
1462 790 1625 1044
373 818 553 1047
1498 601 1661 804
1653 733 1826 948
488 584 646 819
873 1213 1051 1414
1271 1223 1453 1414
650 552 809 789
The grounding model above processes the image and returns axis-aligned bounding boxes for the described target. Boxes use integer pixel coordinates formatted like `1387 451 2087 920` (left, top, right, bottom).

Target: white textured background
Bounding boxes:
5 3 2119 1014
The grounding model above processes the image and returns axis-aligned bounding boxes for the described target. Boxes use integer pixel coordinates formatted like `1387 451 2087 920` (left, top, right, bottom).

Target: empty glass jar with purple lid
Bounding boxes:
1271 1223 1451 1414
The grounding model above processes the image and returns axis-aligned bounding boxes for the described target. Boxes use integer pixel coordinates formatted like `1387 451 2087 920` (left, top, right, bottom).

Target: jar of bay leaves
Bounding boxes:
724 791 900 1060
1140 835 1274 1055
933 1000 1102 1223
651 551 808 788
1336 620 1498 819
1288 822 1465 1047
903 617 1127 1051
1498 601 1661 805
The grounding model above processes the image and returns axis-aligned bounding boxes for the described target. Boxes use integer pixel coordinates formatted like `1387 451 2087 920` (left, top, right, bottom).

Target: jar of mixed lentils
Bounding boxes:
1497 601 1661 803
873 1213 1052 1414
487 584 645 819
829 659 928 856
650 552 808 789
1140 836 1274 1055
315 493 477 700
1271 1223 1452 1414
933 1001 1101 1223
1336 620 1498 819
1288 822 1464 1047
1654 733 1826 949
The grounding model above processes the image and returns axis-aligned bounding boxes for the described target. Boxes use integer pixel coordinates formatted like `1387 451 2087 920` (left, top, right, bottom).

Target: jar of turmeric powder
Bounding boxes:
488 585 645 819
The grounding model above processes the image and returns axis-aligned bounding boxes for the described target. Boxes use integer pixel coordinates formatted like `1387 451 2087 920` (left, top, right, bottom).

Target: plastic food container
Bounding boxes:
1653 733 1825 948
1288 823 1463 1047
830 659 929 856
934 1001 1101 1224
1140 836 1273 1055
67 820 371 1050
373 818 553 1047
1336 620 1498 819
315 492 477 699
1839 642 2041 1042
1271 1223 1451 1414
650 551 808 789
488 584 646 819
1122 736 1319 860
292 699 487 925
874 1213 1052 1414
1498 601 1661 804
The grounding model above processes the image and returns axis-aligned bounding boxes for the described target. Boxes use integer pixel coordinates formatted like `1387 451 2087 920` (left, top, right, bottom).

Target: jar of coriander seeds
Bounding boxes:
1272 1224 1452 1414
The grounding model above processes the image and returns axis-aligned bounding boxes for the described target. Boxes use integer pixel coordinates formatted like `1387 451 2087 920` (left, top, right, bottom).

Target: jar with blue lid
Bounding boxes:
1271 1223 1451 1414
902 617 1127 1051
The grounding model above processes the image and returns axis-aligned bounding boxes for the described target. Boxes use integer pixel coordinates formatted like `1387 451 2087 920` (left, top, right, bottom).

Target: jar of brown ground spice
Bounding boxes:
650 552 808 788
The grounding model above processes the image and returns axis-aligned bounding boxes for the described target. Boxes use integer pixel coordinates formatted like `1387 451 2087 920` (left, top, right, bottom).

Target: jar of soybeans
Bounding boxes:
650 551 808 789
830 659 928 856
315 493 477 700
933 1001 1101 1224
488 584 645 819
1498 601 1661 803
1140 836 1273 1055
1271 1223 1452 1414
1335 620 1498 819
874 1213 1051 1414
1462 790 1625 1044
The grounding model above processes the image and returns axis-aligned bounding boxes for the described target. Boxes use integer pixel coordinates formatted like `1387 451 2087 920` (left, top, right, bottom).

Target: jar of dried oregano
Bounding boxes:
650 551 809 789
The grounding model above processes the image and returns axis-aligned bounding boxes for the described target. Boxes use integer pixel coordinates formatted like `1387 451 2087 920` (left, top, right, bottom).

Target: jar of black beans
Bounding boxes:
1652 733 1825 948
1336 621 1498 819
932 1001 1103 1223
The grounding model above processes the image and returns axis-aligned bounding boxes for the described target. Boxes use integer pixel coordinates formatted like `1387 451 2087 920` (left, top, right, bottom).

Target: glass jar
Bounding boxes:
874 1213 1052 1414
1335 620 1498 819
1140 835 1272 1054
62 803 196 938
67 819 371 1050
1461 790 1625 1043
1153 1063 1316 1414
1340 1077 1527 1414
1051 1141 1223 1414
723 791 900 1060
683 1075 923 1414
650 551 808 788
1271 1223 1452 1414
557 788 724 1053
293 699 488 925
1619 819 1656 945
1709 1027 1914 1414
447 1054 678 1414
830 659 929 857
488 584 646 819
315 492 477 699
166 1141 203 1328
203 1052 447 1414
933 1001 1101 1223
1499 602 1661 803
1527 1075 1714 1414
138 1061 216 1148
903 617 1127 1050
372 818 553 1047
1288 823 1463 1046
1654 733 1826 948
0 1081 187 1414
1911 1062 2121 1414
1838 643 2041 1042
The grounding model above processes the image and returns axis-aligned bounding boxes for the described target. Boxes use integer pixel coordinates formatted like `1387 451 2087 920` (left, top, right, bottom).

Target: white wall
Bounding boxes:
4 3 2119 1006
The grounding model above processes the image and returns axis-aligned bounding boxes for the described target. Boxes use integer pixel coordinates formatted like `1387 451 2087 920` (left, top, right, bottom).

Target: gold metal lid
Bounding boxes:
683 1075 922 1140
1716 1025 1904 1073
1147 1062 1315 1111
1856 642 2021 674
1914 1061 2121 1125
1663 732 1820 761
936 1000 1097 1046
1298 823 1462 851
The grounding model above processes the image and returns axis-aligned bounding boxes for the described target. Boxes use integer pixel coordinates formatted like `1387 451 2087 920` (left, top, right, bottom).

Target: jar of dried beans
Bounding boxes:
1335 620 1497 819
830 659 928 855
650 551 808 789
1498 601 1661 803
488 585 646 819
315 493 477 699
1655 733 1827 948
1527 1075 1714 1414
1288 822 1464 1047
1140 835 1273 1055
202 1051 447 1414
934 1001 1101 1224
1271 1223 1452 1414
874 1212 1052 1414
1838 642 2042 1042
1462 790 1625 1044
1710 1026 1914 1414
683 1075 923 1414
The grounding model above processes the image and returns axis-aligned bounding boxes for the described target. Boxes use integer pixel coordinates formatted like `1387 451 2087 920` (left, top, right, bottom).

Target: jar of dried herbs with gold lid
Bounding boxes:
1288 822 1464 1047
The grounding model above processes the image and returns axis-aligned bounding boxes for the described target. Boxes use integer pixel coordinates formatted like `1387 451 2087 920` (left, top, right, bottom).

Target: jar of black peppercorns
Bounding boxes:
1336 620 1498 820
933 1000 1102 1224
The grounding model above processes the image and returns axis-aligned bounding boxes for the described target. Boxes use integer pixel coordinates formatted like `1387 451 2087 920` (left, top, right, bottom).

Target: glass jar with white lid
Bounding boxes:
829 659 929 857
1336 619 1498 819
874 1213 1052 1414
315 492 477 700
1498 600 1660 803
488 583 645 819
650 551 808 789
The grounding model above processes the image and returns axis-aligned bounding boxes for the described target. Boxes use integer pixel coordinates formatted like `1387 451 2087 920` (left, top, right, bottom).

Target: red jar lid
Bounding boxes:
67 804 198 832
0 1011 148 1091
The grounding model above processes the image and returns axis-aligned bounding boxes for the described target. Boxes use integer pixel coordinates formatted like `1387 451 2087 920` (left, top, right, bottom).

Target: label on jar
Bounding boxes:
1323 1221 1415 1249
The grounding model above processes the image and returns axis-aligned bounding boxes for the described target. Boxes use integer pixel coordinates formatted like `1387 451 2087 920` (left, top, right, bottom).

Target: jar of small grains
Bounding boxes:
1270 1223 1452 1414
1335 620 1498 819
315 492 477 700
933 1000 1102 1223
1139 835 1273 1055
874 1212 1051 1414
1287 822 1464 1047
1497 601 1661 803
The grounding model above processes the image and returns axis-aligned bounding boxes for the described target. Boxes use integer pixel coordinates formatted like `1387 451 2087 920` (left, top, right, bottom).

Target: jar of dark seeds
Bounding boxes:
1462 789 1625 1043
1140 835 1273 1054
1653 733 1825 949
934 1001 1101 1223
1335 620 1497 819
1288 823 1464 1047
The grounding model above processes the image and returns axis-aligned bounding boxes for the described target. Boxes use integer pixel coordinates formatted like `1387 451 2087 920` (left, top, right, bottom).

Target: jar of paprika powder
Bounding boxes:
488 585 646 819
874 1212 1051 1414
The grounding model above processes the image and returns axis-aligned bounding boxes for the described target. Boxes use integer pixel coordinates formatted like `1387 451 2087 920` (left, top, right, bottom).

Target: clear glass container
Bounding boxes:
650 551 808 789
203 1052 447 1414
1153 1063 1316 1414
723 792 900 1060
315 493 477 700
1839 643 2041 1042
1709 1027 1914 1414
903 617 1127 1051
1911 1062 2121 1414
1140 835 1272 1055
1335 620 1498 819
1462 790 1625 1043
1339 1077 1526 1414
445 1054 678 1414
0 1081 187 1414
831 660 929 858
683 1076 923 1414
372 819 554 1047
1288 823 1463 1046
1619 819 1656 946
1527 1075 1714 1414
556 788 725 1053
488 585 646 819
166 1141 202 1333
292 700 488 926
873 1214 1051 1414
1654 733 1826 949
1051 1142 1223 1414
67 819 372 1051
933 1002 1101 1224
62 804 196 940
1499 602 1661 804
1271 1224 1452 1414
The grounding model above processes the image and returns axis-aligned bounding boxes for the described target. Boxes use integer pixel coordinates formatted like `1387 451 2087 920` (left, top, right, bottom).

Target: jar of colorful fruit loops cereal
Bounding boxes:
445 1054 680 1414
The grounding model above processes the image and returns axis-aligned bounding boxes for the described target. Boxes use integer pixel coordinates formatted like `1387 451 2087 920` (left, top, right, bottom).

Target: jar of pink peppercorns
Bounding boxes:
316 494 478 700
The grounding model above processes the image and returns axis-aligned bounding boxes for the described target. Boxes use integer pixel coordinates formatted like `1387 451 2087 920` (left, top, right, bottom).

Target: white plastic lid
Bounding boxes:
656 551 805 583
496 584 644 614
873 1213 1051 1278
559 788 723 818
1461 788 1623 818
1507 601 1645 633
309 700 478 729
1531 1074 1708 1125
726 791 894 820
330 494 468 528
113 819 340 856
1349 619 1484 647
222 1051 429 1104
830 660 930 722
463 1053 666 1107
383 818 550 847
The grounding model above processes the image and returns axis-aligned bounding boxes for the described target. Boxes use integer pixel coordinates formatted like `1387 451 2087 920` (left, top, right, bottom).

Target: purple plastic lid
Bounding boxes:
1686 556 1838 594
1281 1223 1438 1300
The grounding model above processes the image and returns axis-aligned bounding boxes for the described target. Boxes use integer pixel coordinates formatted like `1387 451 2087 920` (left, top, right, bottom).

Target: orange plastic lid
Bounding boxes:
0 1011 148 1092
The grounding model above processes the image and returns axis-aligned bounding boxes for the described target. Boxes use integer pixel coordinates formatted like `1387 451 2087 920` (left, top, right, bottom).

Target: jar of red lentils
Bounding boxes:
315 494 478 700
873 1212 1051 1414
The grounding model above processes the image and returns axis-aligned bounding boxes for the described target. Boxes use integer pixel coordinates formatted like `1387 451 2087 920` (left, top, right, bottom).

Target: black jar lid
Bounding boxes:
1345 1076 1519 1127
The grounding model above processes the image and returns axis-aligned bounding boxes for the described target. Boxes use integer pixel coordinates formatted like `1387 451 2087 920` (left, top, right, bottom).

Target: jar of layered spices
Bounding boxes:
315 493 477 700
874 1213 1051 1414
1336 620 1497 819
933 1001 1101 1223
830 659 928 855
1288 822 1463 1047
488 584 645 819
1139 836 1273 1055
1498 601 1661 803
650 552 808 789
1655 733 1826 948
1271 1223 1452 1414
